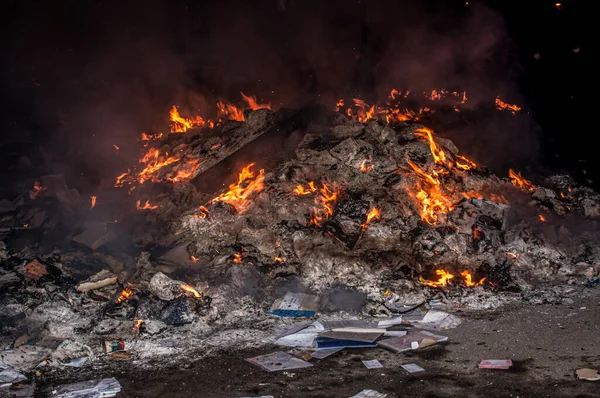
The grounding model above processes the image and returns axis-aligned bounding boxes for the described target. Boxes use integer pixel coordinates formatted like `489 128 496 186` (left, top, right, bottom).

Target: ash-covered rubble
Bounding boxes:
1 104 600 393
172 109 600 300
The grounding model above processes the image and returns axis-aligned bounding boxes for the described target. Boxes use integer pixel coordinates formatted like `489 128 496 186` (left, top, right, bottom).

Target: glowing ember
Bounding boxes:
134 320 144 330
217 100 245 122
241 92 271 110
420 269 455 287
113 144 120 150
190 256 199 262
212 163 265 214
538 214 547 222
274 257 285 263
181 284 202 298
166 158 204 183
460 271 486 287
136 200 159 210
309 182 341 227
170 106 205 133
198 205 210 218
554 3 562 9
509 169 535 192
90 195 97 209
455 155 477 171
490 193 508 204
361 207 380 233
29 181 46 200
506 251 520 259
140 132 163 141
233 253 242 263
495 96 522 114
117 288 133 303
293 181 317 195
359 157 374 173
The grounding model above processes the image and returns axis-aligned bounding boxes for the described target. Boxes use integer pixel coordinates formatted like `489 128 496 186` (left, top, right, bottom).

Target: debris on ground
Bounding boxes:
478 359 513 369
49 377 122 397
401 363 425 373
377 330 448 353
246 351 313 372
269 292 320 317
576 368 600 381
362 359 383 369
349 390 388 398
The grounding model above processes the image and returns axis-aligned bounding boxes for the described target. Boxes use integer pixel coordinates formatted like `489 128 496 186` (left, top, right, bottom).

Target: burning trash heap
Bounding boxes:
1 91 600 390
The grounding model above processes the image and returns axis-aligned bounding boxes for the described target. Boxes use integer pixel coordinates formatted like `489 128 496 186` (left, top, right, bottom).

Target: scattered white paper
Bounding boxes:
349 389 388 397
402 363 425 373
50 377 121 397
377 316 402 328
417 310 461 330
273 321 324 348
383 331 407 337
362 359 383 369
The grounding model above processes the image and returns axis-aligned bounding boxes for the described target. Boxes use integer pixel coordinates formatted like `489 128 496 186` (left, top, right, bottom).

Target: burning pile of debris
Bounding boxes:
1 91 600 392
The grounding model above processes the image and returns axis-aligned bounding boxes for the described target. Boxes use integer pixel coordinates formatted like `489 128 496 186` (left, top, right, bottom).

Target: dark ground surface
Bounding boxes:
30 288 600 398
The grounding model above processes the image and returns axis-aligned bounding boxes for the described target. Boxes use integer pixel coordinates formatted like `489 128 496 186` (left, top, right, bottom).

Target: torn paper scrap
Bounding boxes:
377 330 447 353
576 368 600 381
401 363 425 373
478 359 513 369
417 310 461 330
362 359 383 369
50 377 122 398
246 351 313 372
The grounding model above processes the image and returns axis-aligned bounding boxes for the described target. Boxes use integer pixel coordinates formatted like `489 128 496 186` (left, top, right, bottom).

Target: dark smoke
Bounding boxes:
1 0 535 187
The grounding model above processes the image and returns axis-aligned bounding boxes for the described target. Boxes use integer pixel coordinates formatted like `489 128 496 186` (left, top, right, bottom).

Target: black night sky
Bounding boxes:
0 0 593 191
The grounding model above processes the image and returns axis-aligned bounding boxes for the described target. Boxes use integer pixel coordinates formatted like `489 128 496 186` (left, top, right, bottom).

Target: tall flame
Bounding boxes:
169 106 206 133
508 169 535 192
460 271 486 287
309 182 340 227
361 207 380 233
90 195 97 209
217 100 245 122
241 92 271 110
212 163 265 214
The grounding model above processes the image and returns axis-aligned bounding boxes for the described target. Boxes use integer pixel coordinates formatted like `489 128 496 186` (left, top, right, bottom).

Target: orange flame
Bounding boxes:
217 100 245 122
170 106 205 133
406 160 453 225
241 92 271 110
460 271 486 287
212 163 265 213
293 181 317 195
361 207 380 233
181 284 202 298
414 127 447 166
29 181 46 200
198 205 210 219
134 320 144 330
90 195 97 209
538 214 547 222
309 182 341 227
489 193 508 204
495 96 522 114
117 288 133 303
140 132 163 141
167 158 204 183
420 269 455 287
455 155 477 171
360 157 374 173
233 253 242 263
136 200 159 210
274 257 284 263
190 256 199 262
509 169 535 192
